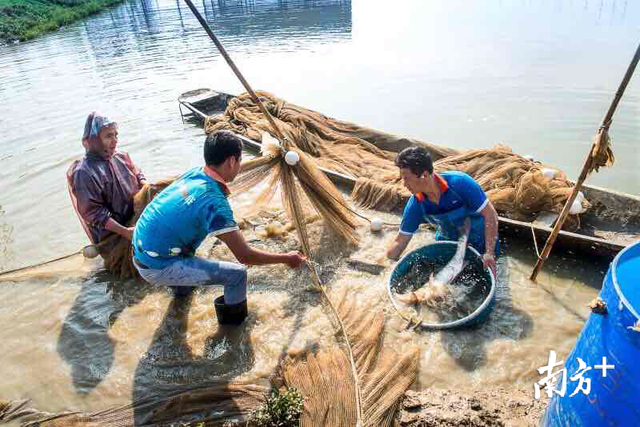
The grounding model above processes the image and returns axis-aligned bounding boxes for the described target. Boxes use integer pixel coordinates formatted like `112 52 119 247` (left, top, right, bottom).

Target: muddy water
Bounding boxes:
0 0 633 420
0 191 608 418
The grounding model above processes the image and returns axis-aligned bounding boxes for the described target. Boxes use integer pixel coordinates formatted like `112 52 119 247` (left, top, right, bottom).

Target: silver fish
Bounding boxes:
397 218 471 307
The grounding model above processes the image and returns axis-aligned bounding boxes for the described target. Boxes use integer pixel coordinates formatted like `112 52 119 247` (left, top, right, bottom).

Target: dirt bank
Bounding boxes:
395 388 546 427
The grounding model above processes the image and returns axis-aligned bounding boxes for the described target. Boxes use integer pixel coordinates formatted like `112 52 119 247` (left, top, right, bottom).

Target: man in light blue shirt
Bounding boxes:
386 146 499 276
133 131 306 325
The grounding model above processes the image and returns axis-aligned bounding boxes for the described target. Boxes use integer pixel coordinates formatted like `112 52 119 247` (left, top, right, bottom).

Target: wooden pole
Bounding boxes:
181 0 289 145
530 42 640 281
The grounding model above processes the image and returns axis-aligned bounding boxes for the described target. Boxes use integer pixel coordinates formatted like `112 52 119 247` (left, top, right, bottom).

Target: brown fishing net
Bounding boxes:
103 178 176 280
434 146 590 223
205 91 457 181
281 289 419 427
205 91 589 226
0 383 267 426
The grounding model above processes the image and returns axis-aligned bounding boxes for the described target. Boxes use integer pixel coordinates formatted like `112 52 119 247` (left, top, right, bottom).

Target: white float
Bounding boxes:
541 168 556 179
370 217 383 232
260 132 281 157
569 198 586 215
285 150 300 166
82 245 99 259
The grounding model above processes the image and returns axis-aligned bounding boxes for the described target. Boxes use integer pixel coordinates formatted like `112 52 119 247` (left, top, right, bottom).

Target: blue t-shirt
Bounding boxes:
133 167 238 269
400 171 488 236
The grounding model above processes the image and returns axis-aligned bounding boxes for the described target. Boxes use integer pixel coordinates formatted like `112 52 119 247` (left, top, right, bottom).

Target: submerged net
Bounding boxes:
0 383 267 426
205 91 589 226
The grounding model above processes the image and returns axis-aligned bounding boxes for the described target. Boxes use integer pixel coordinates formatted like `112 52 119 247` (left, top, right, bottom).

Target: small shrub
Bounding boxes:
250 387 304 427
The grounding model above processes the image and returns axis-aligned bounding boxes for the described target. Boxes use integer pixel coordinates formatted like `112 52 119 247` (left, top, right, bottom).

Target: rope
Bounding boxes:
0 235 117 280
530 224 541 259
0 251 81 278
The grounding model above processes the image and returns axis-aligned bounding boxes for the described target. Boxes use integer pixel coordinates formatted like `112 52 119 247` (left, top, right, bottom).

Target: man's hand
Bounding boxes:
482 253 497 277
124 227 134 241
387 233 413 261
105 218 134 241
285 251 307 268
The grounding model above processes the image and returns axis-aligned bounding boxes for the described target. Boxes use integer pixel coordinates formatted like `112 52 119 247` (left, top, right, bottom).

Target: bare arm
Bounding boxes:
386 233 413 261
217 230 305 268
479 200 499 275
105 218 134 241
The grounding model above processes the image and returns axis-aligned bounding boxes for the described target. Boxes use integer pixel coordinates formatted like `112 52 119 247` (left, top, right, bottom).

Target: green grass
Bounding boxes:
0 0 125 43
249 387 304 427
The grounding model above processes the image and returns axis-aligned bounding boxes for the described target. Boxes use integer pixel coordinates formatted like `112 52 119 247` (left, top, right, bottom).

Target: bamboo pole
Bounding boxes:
181 0 289 145
530 42 640 281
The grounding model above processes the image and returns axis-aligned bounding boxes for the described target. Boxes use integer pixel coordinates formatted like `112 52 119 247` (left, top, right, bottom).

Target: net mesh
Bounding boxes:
205 92 589 226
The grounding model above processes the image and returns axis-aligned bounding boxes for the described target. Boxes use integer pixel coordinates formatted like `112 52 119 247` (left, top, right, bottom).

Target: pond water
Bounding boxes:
0 0 637 421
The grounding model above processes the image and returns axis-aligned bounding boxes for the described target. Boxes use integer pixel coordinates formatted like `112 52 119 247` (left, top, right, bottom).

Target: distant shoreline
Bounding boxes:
0 0 125 44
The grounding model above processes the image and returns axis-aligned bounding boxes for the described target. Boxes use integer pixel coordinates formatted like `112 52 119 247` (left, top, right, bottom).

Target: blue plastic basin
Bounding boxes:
388 241 496 330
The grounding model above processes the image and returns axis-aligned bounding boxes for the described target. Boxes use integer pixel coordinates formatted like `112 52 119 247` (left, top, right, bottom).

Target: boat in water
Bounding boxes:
178 89 640 259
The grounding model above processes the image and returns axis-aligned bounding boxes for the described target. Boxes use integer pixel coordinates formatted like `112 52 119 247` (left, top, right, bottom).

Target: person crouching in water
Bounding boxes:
67 112 146 257
132 130 306 325
386 146 499 277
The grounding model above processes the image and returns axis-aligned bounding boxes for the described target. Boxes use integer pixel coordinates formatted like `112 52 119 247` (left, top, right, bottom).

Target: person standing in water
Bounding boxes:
67 112 146 256
132 131 306 325
386 146 499 276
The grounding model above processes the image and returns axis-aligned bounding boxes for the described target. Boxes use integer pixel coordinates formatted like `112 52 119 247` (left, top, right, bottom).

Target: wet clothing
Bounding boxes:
132 166 245 302
133 256 247 305
67 151 145 247
400 171 499 255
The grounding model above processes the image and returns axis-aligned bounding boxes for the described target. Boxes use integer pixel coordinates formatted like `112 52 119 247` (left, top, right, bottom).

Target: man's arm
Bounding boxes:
479 200 498 276
217 230 305 268
105 218 134 241
386 233 413 261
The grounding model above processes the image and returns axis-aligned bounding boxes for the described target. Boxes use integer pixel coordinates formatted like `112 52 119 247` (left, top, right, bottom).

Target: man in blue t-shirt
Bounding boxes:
386 146 499 276
132 131 306 325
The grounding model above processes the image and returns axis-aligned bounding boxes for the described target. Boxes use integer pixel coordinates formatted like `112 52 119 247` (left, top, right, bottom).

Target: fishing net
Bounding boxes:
0 383 267 426
434 146 590 225
103 178 176 280
281 288 419 427
205 92 590 227
220 119 416 425
205 91 456 181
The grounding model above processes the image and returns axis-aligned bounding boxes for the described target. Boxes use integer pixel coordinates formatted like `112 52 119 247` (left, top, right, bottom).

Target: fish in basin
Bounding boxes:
396 219 470 308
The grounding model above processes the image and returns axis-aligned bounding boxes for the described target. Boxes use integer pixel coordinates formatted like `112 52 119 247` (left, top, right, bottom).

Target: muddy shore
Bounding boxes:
395 388 546 427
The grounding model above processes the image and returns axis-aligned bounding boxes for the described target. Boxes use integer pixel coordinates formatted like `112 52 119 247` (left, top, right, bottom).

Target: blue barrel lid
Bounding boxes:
612 240 640 322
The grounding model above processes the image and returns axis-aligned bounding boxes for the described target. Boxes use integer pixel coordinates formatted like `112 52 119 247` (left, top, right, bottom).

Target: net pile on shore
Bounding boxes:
205 91 589 224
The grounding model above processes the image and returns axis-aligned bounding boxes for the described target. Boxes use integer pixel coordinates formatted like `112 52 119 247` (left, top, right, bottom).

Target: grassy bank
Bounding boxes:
0 0 124 43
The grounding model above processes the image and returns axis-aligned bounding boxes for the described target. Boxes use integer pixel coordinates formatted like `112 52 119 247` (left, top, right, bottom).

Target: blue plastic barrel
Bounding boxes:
543 240 640 426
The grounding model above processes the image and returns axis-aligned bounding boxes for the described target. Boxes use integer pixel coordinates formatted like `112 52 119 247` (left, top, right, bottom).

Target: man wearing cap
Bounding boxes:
67 112 146 255
132 130 306 325
386 146 499 276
